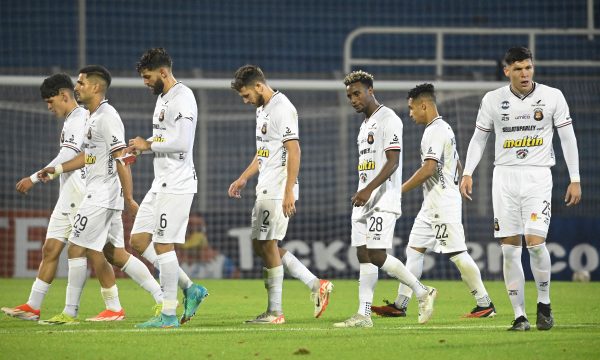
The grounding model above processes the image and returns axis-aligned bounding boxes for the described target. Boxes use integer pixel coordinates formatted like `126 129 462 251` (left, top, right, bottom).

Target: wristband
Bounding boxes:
55 164 64 175
29 173 40 184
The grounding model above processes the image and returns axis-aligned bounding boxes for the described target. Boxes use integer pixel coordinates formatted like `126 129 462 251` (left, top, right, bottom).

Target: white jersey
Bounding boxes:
255 91 299 200
476 82 572 167
150 82 198 194
355 105 403 215
82 100 126 209
416 117 461 223
55 106 87 212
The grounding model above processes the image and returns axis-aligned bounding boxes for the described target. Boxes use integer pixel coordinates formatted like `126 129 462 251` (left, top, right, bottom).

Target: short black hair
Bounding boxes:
79 65 112 88
40 73 74 99
136 47 173 73
231 65 266 91
343 70 374 88
504 47 533 66
407 83 436 102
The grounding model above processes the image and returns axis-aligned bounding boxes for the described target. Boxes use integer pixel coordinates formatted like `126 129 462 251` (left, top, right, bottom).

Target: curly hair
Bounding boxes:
136 47 173 73
40 73 74 99
343 70 374 88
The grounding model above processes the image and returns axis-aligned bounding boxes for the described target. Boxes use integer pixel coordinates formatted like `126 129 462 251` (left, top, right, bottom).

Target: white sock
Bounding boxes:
121 255 163 304
502 244 526 319
178 268 194 291
27 278 50 310
281 251 318 291
528 243 551 304
396 247 424 308
266 265 284 314
357 263 378 317
157 251 179 316
100 285 122 312
64 257 87 318
142 243 192 292
450 251 491 307
381 254 427 299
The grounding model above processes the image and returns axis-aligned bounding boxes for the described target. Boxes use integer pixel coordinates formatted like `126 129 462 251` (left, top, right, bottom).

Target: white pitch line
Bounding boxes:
0 323 599 335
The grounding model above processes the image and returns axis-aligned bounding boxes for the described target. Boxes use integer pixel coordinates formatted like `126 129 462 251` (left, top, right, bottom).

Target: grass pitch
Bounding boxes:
1 278 599 359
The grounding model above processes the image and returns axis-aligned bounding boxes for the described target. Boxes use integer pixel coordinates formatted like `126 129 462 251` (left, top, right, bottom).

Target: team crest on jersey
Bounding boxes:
159 109 165 122
60 131 65 143
359 172 368 183
87 127 92 140
261 122 268 134
367 132 374 144
533 108 544 121
501 101 510 110
516 148 529 159
494 218 500 231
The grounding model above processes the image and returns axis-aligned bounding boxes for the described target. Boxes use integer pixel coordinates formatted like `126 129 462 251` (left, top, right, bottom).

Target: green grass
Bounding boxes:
1 278 599 359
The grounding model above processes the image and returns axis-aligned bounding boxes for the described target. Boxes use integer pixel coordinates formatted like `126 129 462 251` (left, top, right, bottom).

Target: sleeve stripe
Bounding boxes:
110 144 126 152
384 146 402 151
282 137 300 143
476 125 492 132
423 156 439 161
61 144 81 153
556 121 573 128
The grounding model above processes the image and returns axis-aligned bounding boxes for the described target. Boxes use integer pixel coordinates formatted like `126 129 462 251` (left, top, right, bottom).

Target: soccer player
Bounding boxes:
128 48 208 328
371 83 495 319
229 65 333 324
36 65 144 325
333 71 436 328
460 47 581 331
2 74 162 323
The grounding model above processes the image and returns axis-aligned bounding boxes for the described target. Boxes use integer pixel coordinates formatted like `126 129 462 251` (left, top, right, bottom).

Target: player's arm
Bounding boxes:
401 159 437 193
113 147 139 217
17 145 81 194
228 155 260 199
282 139 300 217
460 127 490 201
557 124 581 206
37 152 85 183
352 149 400 206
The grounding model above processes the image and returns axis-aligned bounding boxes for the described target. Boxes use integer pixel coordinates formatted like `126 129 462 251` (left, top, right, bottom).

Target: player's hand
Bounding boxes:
282 190 296 218
15 177 34 195
128 137 151 152
228 178 247 199
125 198 139 218
37 167 56 183
565 182 581 207
351 188 372 207
460 175 473 201
122 146 141 156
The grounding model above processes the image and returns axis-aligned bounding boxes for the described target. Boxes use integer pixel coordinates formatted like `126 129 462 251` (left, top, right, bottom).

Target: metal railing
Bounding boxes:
343 27 600 77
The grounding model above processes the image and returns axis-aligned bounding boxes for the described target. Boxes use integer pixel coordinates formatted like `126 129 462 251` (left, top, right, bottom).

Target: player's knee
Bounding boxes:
130 233 149 253
41 239 64 261
356 246 370 263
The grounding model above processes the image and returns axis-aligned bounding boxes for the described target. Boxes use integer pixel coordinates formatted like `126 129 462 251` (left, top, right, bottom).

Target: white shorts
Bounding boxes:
68 202 124 252
251 199 289 241
408 217 468 253
492 166 552 238
351 209 398 249
46 206 79 242
131 192 194 244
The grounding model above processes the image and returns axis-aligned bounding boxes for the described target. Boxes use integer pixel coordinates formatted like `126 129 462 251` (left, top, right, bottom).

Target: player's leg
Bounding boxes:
367 212 435 324
333 212 375 328
522 167 553 330
104 238 163 306
246 200 285 324
2 209 72 321
278 247 333 318
493 167 530 331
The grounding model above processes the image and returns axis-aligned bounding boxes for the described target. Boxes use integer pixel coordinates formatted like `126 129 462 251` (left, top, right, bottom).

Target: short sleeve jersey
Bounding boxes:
416 117 462 223
476 83 572 167
255 91 299 200
150 82 198 194
55 106 87 212
82 100 127 209
356 105 403 214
